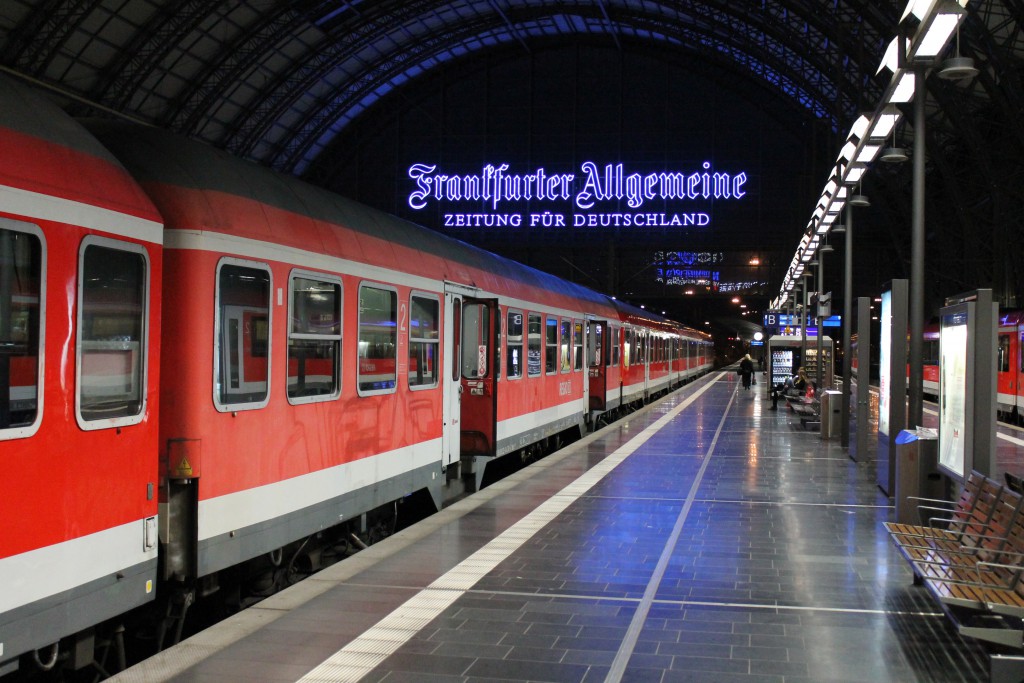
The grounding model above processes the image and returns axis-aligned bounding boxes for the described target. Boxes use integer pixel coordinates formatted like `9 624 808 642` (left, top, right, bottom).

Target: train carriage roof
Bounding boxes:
0 76 160 225
86 119 615 314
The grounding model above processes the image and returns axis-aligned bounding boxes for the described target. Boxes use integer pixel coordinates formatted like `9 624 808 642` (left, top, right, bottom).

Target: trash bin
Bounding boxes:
894 429 942 524
819 390 843 439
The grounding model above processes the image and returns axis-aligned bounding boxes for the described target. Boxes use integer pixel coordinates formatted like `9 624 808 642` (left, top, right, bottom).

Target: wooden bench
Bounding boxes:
887 471 1024 674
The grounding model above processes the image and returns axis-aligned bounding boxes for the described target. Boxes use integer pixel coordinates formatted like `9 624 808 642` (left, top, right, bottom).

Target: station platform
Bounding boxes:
113 370 1002 683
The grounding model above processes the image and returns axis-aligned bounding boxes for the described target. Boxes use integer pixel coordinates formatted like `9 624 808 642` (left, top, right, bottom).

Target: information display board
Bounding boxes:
879 289 892 439
876 280 907 497
938 308 969 478
936 290 996 482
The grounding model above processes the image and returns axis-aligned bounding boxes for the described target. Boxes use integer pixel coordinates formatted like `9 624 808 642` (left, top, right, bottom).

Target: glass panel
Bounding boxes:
999 334 1010 373
560 318 571 373
527 313 542 377
289 276 341 399
358 286 397 392
80 244 146 420
545 317 557 374
573 321 583 371
0 228 42 430
217 264 270 405
409 295 439 388
461 303 489 378
506 310 523 379
451 299 461 382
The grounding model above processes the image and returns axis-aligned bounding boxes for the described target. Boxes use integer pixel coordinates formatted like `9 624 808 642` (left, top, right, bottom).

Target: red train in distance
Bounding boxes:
857 318 1022 425
0 75 712 678
922 313 1024 423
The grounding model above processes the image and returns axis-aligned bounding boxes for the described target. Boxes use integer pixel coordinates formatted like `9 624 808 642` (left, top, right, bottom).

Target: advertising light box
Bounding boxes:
938 309 970 479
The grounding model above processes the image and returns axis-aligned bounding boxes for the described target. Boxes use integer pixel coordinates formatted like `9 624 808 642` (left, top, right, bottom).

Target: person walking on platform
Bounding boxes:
739 353 754 391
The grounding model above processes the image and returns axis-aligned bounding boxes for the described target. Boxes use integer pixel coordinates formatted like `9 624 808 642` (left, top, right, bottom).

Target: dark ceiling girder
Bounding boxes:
224 1 888 171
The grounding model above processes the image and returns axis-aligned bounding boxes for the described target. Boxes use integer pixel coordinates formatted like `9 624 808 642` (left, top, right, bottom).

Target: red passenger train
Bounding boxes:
922 313 1024 423
0 76 712 678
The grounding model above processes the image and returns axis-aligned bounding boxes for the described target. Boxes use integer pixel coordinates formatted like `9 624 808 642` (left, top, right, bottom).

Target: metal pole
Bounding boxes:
817 255 824 390
908 66 926 429
841 212 853 448
800 276 808 366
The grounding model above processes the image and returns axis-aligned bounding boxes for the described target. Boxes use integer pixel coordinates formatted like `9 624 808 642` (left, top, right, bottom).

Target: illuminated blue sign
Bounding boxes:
407 161 749 230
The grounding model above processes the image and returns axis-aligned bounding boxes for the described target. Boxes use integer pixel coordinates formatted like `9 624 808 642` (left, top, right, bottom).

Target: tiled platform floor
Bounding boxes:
115 371 1002 683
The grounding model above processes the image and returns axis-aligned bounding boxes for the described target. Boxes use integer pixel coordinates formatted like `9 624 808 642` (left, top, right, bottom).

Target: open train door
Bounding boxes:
460 296 500 492
442 287 466 474
587 318 608 418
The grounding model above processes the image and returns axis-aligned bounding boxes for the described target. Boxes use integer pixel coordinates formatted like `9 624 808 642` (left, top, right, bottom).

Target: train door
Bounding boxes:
999 331 1013 412
460 297 500 459
642 329 651 399
442 291 462 469
587 318 606 411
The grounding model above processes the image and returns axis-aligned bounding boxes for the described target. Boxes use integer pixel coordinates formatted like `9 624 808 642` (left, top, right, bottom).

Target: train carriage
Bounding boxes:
86 121 641 593
0 79 711 677
0 76 163 672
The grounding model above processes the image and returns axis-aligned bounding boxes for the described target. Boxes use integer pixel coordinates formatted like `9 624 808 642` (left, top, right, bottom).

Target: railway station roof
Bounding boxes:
1 1 1022 320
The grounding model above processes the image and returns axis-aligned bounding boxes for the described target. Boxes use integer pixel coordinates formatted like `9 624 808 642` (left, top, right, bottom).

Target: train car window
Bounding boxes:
215 260 271 410
588 322 601 368
77 237 150 428
527 313 542 377
545 316 558 374
573 320 584 371
357 284 398 394
560 318 571 373
623 328 631 368
999 334 1011 373
287 273 341 403
0 222 44 439
409 294 440 389
612 326 620 367
506 309 523 379
461 303 490 379
451 300 461 382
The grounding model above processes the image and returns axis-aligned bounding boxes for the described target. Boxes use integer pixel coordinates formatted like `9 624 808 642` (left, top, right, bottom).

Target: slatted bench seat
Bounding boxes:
787 397 820 429
887 471 1024 676
885 472 1004 556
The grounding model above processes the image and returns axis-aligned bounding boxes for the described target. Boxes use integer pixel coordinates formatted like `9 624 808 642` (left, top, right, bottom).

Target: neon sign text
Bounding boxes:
407 161 747 211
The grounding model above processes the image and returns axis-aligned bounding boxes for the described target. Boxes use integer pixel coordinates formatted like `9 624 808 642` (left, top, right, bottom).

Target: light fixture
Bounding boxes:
869 104 903 140
831 224 847 234
881 146 909 163
880 121 909 163
938 26 979 81
849 183 871 206
905 0 966 62
820 243 835 254
886 70 917 104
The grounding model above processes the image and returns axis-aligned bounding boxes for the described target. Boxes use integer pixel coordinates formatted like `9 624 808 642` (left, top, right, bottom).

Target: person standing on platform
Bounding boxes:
740 353 754 391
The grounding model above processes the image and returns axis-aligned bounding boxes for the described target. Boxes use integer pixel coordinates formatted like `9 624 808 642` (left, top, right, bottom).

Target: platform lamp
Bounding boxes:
938 25 979 81
816 241 835 389
896 0 969 430
801 267 816 368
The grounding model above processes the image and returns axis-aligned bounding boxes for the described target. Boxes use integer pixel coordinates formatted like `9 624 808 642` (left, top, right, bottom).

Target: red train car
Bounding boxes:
921 314 1024 422
0 80 712 676
0 76 163 672
88 121 714 596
